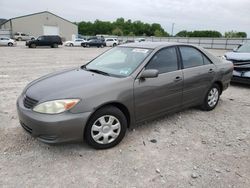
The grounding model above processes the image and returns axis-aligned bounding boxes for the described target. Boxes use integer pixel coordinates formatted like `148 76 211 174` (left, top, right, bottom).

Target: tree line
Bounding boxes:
175 30 247 38
76 18 247 38
77 18 168 37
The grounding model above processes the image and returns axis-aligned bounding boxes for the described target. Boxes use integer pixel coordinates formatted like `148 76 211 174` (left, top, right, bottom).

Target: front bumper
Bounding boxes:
231 70 250 85
16 95 91 143
231 76 250 85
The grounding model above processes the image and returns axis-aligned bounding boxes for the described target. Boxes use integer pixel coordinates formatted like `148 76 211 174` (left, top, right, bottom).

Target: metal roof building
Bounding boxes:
0 11 78 41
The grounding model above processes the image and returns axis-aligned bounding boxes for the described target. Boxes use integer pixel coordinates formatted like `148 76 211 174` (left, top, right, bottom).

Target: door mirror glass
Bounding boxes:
140 69 159 79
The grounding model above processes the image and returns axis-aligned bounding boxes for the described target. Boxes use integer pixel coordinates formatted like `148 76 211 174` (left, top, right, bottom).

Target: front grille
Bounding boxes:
23 95 38 109
20 121 32 134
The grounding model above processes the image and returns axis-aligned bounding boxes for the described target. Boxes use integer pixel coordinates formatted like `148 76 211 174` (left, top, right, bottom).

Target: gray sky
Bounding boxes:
0 0 249 36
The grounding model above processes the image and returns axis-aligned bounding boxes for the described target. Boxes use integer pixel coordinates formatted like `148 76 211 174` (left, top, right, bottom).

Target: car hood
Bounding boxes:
25 68 121 102
225 52 250 61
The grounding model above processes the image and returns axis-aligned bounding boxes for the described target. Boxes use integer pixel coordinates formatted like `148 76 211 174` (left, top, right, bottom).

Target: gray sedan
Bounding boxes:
17 42 233 149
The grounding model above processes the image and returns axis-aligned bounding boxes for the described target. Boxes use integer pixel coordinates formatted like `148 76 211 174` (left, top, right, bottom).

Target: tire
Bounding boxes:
113 43 117 47
201 84 221 111
8 42 13 46
52 43 58 48
101 44 104 48
84 106 127 149
17 37 22 41
86 44 90 48
70 43 74 47
30 43 36 48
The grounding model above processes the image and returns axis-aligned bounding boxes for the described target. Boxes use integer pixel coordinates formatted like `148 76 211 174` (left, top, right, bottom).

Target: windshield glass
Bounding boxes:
85 47 152 77
236 43 250 53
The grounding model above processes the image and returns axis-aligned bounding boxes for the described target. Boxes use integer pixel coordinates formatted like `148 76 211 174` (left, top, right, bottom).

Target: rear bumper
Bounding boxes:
17 95 91 143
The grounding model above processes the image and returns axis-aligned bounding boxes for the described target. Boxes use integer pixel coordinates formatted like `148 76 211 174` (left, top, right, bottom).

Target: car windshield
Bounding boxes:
85 47 152 77
236 43 250 53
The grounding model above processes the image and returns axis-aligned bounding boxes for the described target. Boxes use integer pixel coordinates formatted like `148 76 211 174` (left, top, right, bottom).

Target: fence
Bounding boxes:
117 36 250 50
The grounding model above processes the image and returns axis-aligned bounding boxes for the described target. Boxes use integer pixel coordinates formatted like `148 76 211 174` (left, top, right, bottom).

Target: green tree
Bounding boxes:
225 31 247 38
112 27 123 36
77 18 169 37
175 30 222 37
154 29 164 37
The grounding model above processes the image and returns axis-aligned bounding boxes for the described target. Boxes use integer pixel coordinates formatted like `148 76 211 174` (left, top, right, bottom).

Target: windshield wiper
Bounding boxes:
85 68 110 76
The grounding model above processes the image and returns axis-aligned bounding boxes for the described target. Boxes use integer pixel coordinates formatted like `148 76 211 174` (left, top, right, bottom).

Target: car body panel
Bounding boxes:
81 39 106 47
105 38 118 47
0 37 16 46
134 70 183 122
17 42 233 143
26 35 62 47
224 42 250 84
65 39 87 46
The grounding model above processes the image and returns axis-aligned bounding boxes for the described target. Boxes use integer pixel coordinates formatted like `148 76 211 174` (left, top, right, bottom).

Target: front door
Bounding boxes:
134 47 183 122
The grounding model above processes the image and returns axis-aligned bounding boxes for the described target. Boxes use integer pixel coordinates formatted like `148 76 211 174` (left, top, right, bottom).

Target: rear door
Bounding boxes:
134 47 183 122
178 46 216 107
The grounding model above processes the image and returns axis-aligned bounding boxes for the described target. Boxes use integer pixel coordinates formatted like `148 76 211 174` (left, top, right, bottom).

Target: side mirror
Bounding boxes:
140 69 159 79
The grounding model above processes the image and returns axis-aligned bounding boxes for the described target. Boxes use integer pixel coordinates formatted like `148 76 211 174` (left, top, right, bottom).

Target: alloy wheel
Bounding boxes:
207 88 219 107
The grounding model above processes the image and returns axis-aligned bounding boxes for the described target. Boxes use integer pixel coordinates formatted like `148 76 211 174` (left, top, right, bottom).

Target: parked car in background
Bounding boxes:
65 38 87 47
224 42 250 84
17 42 233 149
135 38 146 42
125 39 135 43
26 35 62 48
105 38 118 47
14 32 35 41
0 37 16 46
81 39 106 48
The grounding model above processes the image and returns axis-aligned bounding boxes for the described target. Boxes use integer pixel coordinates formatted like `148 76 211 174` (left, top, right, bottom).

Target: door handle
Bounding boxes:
208 69 214 73
174 76 182 82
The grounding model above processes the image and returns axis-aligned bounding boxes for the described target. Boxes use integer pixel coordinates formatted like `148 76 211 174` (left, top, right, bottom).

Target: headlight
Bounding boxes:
33 99 80 114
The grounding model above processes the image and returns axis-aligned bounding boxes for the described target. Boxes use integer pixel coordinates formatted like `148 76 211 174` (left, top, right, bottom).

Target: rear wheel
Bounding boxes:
201 84 220 111
113 43 117 47
70 43 74 47
52 43 58 48
84 106 127 149
17 37 22 41
8 42 13 46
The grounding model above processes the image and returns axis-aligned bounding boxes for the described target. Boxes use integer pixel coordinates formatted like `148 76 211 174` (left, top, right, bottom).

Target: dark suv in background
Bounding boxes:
26 35 62 48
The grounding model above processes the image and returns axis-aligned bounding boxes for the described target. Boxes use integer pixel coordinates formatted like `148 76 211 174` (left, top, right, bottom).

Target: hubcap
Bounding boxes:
207 88 219 107
91 115 121 144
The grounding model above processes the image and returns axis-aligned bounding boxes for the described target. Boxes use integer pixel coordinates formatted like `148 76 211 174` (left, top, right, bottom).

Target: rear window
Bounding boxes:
179 46 204 68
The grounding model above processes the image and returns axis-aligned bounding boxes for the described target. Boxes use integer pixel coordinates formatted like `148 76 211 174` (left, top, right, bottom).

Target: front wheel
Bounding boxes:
30 43 36 48
201 84 220 111
84 106 127 149
8 42 13 46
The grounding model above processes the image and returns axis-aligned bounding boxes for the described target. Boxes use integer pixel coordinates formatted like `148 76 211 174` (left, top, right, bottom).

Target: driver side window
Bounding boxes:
146 47 178 74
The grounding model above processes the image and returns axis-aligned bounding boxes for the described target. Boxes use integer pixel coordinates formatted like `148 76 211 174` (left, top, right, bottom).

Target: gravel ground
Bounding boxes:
0 43 249 188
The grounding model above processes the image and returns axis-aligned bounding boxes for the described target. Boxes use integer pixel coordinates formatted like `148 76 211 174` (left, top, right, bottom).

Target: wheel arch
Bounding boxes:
213 81 223 95
86 102 131 129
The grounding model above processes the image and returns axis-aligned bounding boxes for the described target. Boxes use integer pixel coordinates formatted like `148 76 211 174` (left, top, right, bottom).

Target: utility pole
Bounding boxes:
171 23 175 37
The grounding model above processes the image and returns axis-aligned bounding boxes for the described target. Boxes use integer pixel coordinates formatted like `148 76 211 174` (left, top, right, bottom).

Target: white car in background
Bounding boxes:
14 32 35 41
64 38 87 47
105 38 118 47
0 37 16 46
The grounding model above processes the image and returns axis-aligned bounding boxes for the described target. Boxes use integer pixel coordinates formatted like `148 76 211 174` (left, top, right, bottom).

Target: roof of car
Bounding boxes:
119 42 183 49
